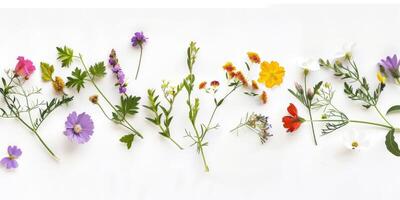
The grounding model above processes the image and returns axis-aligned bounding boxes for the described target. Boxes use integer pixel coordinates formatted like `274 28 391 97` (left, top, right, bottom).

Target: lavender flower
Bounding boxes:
131 32 147 47
0 146 22 169
109 49 127 94
380 54 400 80
131 32 147 80
64 112 94 144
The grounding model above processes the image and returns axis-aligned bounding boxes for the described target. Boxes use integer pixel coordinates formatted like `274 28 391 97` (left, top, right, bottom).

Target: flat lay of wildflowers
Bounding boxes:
56 46 142 149
0 57 73 159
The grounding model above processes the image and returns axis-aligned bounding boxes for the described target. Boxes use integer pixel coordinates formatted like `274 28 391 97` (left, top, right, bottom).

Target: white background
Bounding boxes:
1 7 400 200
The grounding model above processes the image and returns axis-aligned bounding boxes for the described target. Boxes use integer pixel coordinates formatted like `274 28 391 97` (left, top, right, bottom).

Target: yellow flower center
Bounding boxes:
351 141 359 149
73 124 82 134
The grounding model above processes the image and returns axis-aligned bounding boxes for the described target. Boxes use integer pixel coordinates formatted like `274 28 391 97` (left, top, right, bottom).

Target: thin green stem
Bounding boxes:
311 119 397 130
134 45 143 80
304 74 318 145
168 137 183 150
374 105 393 127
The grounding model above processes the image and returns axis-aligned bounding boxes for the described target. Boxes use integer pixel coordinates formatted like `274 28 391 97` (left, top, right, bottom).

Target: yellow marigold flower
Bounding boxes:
247 52 261 64
223 62 236 72
236 71 248 87
52 76 65 93
251 80 259 90
258 61 285 88
260 91 267 104
199 81 207 89
377 72 386 84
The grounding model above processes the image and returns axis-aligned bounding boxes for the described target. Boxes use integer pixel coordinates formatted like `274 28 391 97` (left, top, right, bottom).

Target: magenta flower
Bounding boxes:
64 112 94 144
14 56 35 79
109 49 127 94
380 54 400 79
131 32 147 47
0 146 22 169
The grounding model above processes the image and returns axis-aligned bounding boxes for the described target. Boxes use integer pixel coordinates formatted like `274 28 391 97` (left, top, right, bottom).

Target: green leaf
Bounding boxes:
66 68 87 92
40 62 54 81
385 129 400 156
89 62 106 78
245 62 250 71
120 134 135 149
56 46 74 68
386 105 400 115
116 95 141 119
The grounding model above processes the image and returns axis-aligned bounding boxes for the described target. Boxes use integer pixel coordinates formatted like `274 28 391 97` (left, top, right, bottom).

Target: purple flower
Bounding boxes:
64 112 94 144
380 54 400 78
131 32 147 47
1 145 22 169
109 49 128 94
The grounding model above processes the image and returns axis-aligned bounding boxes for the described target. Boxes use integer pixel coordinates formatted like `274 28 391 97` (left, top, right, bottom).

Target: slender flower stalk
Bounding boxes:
131 32 147 80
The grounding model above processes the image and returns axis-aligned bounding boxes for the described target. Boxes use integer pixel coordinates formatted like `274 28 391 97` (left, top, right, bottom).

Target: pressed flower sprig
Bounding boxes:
131 31 148 80
0 57 73 159
144 80 184 149
288 68 322 145
56 46 142 149
182 42 242 172
231 113 272 143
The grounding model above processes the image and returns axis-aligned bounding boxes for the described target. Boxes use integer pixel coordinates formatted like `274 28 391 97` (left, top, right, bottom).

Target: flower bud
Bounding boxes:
89 95 98 104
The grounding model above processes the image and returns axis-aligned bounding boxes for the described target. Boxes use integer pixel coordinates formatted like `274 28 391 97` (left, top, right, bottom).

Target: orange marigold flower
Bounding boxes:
210 80 220 88
260 91 267 104
247 52 261 64
251 80 259 90
223 62 236 72
199 81 207 89
236 71 248 86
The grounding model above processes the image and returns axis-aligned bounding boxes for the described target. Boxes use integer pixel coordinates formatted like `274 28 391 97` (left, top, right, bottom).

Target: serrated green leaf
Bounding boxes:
66 67 87 92
56 46 74 68
120 134 135 149
386 105 400 115
40 62 54 81
385 129 400 156
116 95 141 119
89 62 106 78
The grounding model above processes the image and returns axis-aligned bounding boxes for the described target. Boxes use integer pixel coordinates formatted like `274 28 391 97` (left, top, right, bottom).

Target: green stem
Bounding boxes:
77 55 143 139
374 105 393 127
168 137 183 150
134 45 143 80
311 119 398 130
304 74 318 145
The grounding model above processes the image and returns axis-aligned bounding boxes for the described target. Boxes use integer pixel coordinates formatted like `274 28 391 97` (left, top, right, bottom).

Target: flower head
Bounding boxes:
297 57 320 72
223 62 237 78
52 76 65 93
260 91 267 104
258 61 285 88
14 56 35 79
251 80 259 90
379 54 400 79
64 112 94 144
109 49 127 94
377 71 386 84
89 95 98 104
247 52 261 64
131 32 148 47
199 81 207 89
210 80 220 88
343 131 370 150
335 42 355 61
235 71 248 86
282 103 304 132
1 145 22 169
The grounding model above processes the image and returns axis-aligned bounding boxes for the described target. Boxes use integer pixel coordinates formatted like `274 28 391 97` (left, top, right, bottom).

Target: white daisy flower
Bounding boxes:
334 42 355 61
343 130 370 150
296 57 320 71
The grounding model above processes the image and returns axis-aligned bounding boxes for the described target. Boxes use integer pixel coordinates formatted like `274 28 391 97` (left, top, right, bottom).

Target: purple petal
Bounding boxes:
1 157 18 169
65 112 78 128
7 146 22 158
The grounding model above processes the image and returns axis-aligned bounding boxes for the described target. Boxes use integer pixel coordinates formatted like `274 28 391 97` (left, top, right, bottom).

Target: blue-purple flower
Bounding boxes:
64 112 94 144
131 31 147 47
379 54 400 80
109 49 127 94
1 146 22 169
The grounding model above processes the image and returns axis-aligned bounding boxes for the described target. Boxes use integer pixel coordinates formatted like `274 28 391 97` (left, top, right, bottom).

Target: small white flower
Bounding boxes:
296 57 320 71
343 130 370 150
334 42 355 61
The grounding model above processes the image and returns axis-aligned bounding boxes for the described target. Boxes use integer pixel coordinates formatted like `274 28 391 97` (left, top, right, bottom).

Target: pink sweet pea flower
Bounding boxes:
14 56 35 79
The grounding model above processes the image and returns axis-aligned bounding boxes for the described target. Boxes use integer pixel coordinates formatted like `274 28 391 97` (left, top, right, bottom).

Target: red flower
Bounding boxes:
282 103 304 132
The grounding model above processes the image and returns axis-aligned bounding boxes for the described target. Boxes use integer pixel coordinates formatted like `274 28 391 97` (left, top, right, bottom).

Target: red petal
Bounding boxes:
287 103 298 117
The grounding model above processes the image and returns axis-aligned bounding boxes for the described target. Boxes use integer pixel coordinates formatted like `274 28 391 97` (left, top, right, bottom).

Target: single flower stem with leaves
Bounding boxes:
0 71 73 159
56 46 142 149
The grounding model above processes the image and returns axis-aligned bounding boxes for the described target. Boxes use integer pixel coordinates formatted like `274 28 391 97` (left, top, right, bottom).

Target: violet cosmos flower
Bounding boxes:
0 145 22 169
131 31 147 47
380 54 400 79
64 112 94 144
109 49 127 94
